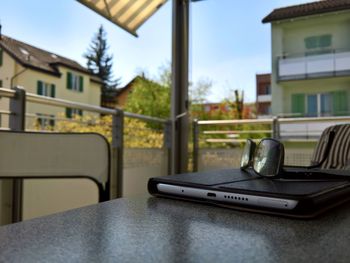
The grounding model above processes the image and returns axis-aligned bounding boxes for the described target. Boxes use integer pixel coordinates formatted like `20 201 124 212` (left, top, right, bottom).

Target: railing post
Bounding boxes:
272 117 280 139
192 119 199 172
9 86 26 223
9 87 26 130
112 109 124 198
163 120 172 175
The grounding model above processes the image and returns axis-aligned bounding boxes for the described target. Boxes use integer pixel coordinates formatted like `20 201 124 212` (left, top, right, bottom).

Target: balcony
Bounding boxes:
257 94 272 102
277 49 350 81
2 87 350 226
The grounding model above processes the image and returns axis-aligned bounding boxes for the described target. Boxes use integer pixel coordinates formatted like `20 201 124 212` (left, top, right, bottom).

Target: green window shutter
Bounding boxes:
305 37 317 49
291 94 305 116
51 84 56 98
332 91 348 116
66 108 72 118
0 48 3 66
67 72 72 90
305 35 332 50
320 35 332 48
37 81 43 95
79 76 84 92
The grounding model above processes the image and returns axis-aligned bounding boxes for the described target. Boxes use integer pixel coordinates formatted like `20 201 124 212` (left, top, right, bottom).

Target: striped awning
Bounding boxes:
77 0 168 37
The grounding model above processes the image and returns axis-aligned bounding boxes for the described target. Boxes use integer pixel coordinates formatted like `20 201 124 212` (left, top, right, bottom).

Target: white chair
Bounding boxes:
0 131 111 221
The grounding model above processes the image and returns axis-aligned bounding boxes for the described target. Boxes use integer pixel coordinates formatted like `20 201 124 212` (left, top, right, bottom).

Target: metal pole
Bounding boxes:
9 86 26 223
272 117 280 139
171 0 190 174
192 119 199 172
112 109 124 198
163 120 172 175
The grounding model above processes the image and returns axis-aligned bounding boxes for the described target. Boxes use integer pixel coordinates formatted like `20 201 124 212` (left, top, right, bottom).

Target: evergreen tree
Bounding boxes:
84 25 119 96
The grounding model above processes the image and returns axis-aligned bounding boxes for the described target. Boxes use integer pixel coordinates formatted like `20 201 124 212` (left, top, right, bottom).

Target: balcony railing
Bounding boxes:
277 49 350 81
257 94 272 102
192 115 350 172
0 87 170 224
2 86 350 224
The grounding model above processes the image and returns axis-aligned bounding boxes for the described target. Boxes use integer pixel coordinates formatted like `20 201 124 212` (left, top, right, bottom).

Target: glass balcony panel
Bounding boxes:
335 51 350 73
279 57 306 77
306 53 333 75
123 148 168 197
257 94 272 103
198 146 314 171
198 148 242 172
278 50 350 80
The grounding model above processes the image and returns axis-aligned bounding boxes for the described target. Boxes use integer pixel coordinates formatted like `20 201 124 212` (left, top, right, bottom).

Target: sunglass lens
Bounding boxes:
240 139 256 169
253 139 283 177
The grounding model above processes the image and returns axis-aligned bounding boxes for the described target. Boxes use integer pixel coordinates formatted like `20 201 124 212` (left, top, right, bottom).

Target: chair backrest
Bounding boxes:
0 131 110 201
311 124 350 169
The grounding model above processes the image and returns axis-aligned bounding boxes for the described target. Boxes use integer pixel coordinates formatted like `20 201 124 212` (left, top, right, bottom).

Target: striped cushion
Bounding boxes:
311 124 350 169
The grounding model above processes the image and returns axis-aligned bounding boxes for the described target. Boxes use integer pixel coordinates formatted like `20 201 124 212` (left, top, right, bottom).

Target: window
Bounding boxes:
36 113 55 129
0 80 2 88
66 108 83 119
37 81 55 97
265 85 271 95
266 105 271 115
306 93 332 117
305 35 332 49
292 92 347 117
67 72 83 92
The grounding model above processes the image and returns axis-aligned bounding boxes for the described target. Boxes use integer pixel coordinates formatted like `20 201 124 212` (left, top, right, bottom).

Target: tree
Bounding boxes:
84 25 119 96
189 78 212 105
223 89 244 119
233 89 244 119
124 76 170 119
125 62 214 123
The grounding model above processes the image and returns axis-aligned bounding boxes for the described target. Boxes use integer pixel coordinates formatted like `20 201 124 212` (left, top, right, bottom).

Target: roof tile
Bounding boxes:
263 0 350 23
0 35 100 81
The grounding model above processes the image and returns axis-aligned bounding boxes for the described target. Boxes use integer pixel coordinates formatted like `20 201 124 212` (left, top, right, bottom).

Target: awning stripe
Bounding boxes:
77 0 168 37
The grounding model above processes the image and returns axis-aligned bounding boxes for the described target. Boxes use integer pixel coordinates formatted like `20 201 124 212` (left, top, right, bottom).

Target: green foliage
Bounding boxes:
84 25 119 95
189 78 213 104
223 89 244 119
41 114 164 148
124 77 170 120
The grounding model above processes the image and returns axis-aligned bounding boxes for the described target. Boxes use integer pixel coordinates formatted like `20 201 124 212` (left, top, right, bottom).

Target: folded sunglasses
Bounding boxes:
239 131 350 180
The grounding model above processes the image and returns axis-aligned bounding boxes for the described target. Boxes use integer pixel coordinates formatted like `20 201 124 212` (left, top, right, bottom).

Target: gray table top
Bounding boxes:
0 196 349 263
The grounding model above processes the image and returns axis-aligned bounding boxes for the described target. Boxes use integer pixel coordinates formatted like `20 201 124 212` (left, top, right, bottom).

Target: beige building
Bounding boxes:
0 35 103 129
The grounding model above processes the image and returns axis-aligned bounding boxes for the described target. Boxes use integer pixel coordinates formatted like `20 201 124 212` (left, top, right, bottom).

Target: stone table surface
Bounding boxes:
0 196 349 263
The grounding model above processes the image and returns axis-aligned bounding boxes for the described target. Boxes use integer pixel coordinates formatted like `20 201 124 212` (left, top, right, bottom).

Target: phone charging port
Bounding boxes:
207 192 216 197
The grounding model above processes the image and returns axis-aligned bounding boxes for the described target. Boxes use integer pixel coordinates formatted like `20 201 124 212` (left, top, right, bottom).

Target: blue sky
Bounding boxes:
0 0 313 102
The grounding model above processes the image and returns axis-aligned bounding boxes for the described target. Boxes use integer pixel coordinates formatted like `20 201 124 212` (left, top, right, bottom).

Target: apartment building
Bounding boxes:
256 73 272 117
263 0 350 117
0 34 103 129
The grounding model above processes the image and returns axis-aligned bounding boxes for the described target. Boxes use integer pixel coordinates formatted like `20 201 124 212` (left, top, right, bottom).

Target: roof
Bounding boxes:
0 34 102 83
262 0 350 23
116 75 159 96
101 76 151 106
